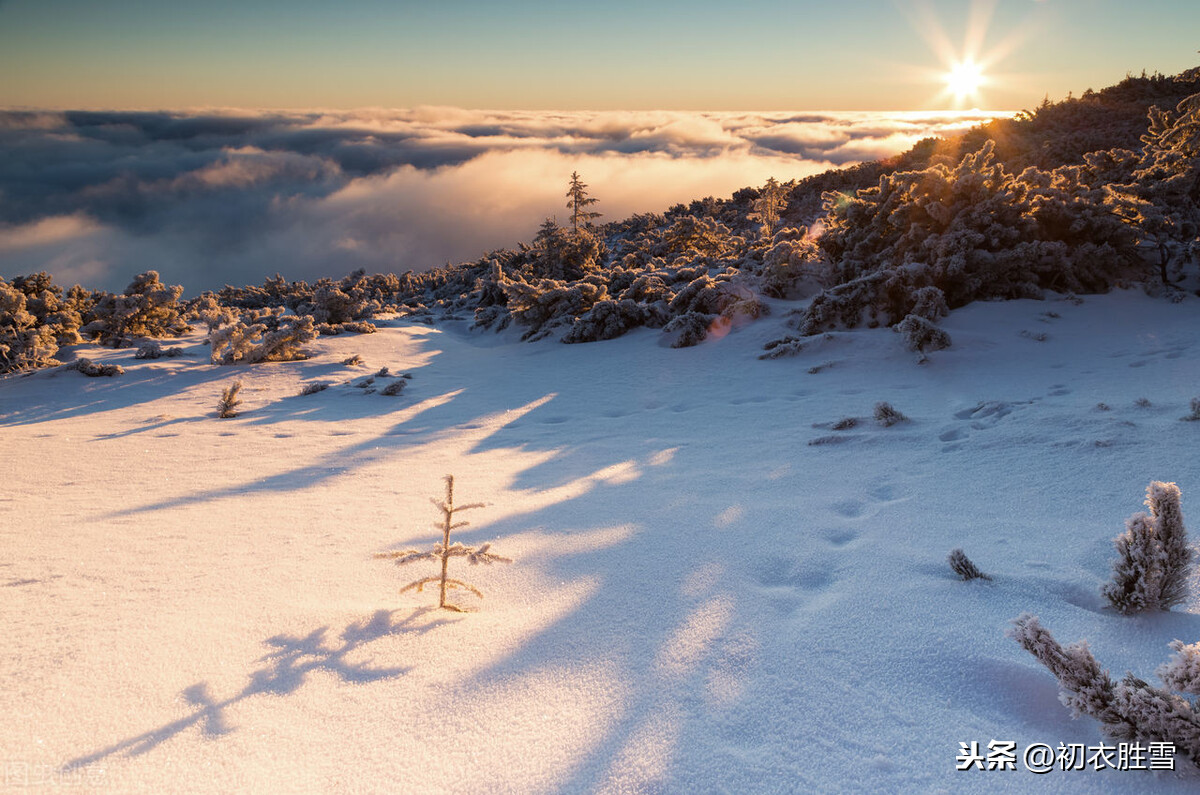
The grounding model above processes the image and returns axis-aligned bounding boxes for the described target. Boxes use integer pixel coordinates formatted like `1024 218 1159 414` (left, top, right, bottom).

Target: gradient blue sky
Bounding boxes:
1 0 1198 110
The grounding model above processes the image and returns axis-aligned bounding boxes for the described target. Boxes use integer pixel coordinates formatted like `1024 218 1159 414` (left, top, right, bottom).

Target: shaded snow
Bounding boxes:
2 290 1200 792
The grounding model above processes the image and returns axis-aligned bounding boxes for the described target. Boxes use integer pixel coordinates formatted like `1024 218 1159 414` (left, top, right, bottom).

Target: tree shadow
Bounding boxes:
60 608 453 773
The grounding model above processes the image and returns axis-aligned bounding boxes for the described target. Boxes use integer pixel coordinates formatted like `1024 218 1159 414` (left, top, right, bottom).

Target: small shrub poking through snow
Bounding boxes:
1183 398 1200 422
948 548 991 581
299 382 329 396
375 475 510 612
67 357 124 377
873 402 908 427
135 342 185 360
342 354 364 367
832 417 858 430
896 314 951 355
1009 614 1200 767
381 380 405 396
1102 481 1191 614
217 381 243 418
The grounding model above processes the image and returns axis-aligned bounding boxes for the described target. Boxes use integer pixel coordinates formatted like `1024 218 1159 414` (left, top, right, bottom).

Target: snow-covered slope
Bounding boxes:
2 290 1199 793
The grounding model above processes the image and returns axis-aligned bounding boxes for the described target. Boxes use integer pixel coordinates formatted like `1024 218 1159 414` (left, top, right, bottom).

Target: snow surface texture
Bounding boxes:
2 290 1200 793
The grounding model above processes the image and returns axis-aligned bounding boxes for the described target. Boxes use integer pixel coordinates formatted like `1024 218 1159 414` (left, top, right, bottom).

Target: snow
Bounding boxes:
2 289 1200 792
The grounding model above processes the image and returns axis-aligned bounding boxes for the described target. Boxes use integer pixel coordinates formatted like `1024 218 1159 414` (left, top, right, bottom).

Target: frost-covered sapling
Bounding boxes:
948 548 991 581
217 381 243 418
1102 481 1191 614
376 475 511 611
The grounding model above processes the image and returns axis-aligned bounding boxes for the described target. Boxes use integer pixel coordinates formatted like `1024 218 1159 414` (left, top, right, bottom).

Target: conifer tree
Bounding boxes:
748 177 787 237
566 171 601 233
376 475 511 612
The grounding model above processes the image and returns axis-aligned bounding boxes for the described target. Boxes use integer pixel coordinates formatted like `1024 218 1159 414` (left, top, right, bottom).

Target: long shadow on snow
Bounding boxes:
60 608 453 772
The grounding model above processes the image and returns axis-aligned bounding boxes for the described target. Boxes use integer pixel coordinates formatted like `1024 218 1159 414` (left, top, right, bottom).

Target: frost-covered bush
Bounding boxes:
662 311 715 348
874 401 908 426
186 293 238 332
948 548 991 581
896 314 952 354
66 357 124 377
299 382 330 396
135 342 185 359
380 380 406 396
1183 398 1200 421
759 231 826 299
562 299 651 344
316 321 376 335
217 381 243 418
0 273 93 373
796 141 1142 336
1009 614 1200 766
209 316 317 364
81 271 190 347
1103 481 1191 613
502 277 608 340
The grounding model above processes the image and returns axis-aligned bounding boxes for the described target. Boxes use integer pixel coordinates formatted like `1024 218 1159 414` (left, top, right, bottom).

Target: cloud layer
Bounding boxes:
0 107 1005 292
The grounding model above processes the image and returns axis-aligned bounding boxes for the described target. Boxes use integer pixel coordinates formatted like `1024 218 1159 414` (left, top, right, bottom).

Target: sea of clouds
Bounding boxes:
0 107 1005 293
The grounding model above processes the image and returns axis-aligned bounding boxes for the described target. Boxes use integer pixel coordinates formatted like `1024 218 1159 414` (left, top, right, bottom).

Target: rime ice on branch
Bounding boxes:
376 475 511 612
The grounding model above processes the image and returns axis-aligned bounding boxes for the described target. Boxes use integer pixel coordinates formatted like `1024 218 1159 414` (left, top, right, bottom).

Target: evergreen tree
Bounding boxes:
566 171 601 233
748 177 787 237
376 475 511 612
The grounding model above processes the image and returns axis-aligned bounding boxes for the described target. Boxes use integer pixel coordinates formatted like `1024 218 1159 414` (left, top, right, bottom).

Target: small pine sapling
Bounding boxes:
217 381 243 418
948 548 992 581
376 475 510 611
1102 481 1191 613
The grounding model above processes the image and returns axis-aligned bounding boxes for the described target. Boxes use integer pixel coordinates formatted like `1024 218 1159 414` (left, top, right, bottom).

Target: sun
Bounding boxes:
945 60 986 103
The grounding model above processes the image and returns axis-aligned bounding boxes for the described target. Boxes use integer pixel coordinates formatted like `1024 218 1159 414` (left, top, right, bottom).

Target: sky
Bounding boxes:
2 0 1200 293
1 0 1199 112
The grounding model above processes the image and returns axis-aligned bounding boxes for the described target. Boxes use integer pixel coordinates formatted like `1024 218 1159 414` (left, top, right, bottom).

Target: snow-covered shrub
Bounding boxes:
217 381 243 418
316 321 376 335
81 271 190 347
186 294 238 332
299 382 329 396
948 549 991 581
1009 614 1200 766
380 380 405 396
375 475 510 611
561 299 652 344
209 317 317 364
832 417 858 430
66 357 124 377
874 402 908 426
798 141 1142 336
0 273 93 373
759 231 825 299
1103 481 1191 614
1182 398 1200 421
342 354 364 367
662 311 715 348
896 314 952 353
502 277 608 340
135 342 185 359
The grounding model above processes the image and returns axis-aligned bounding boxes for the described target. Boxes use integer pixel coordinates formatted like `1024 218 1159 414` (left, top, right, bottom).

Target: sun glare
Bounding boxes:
945 60 985 102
